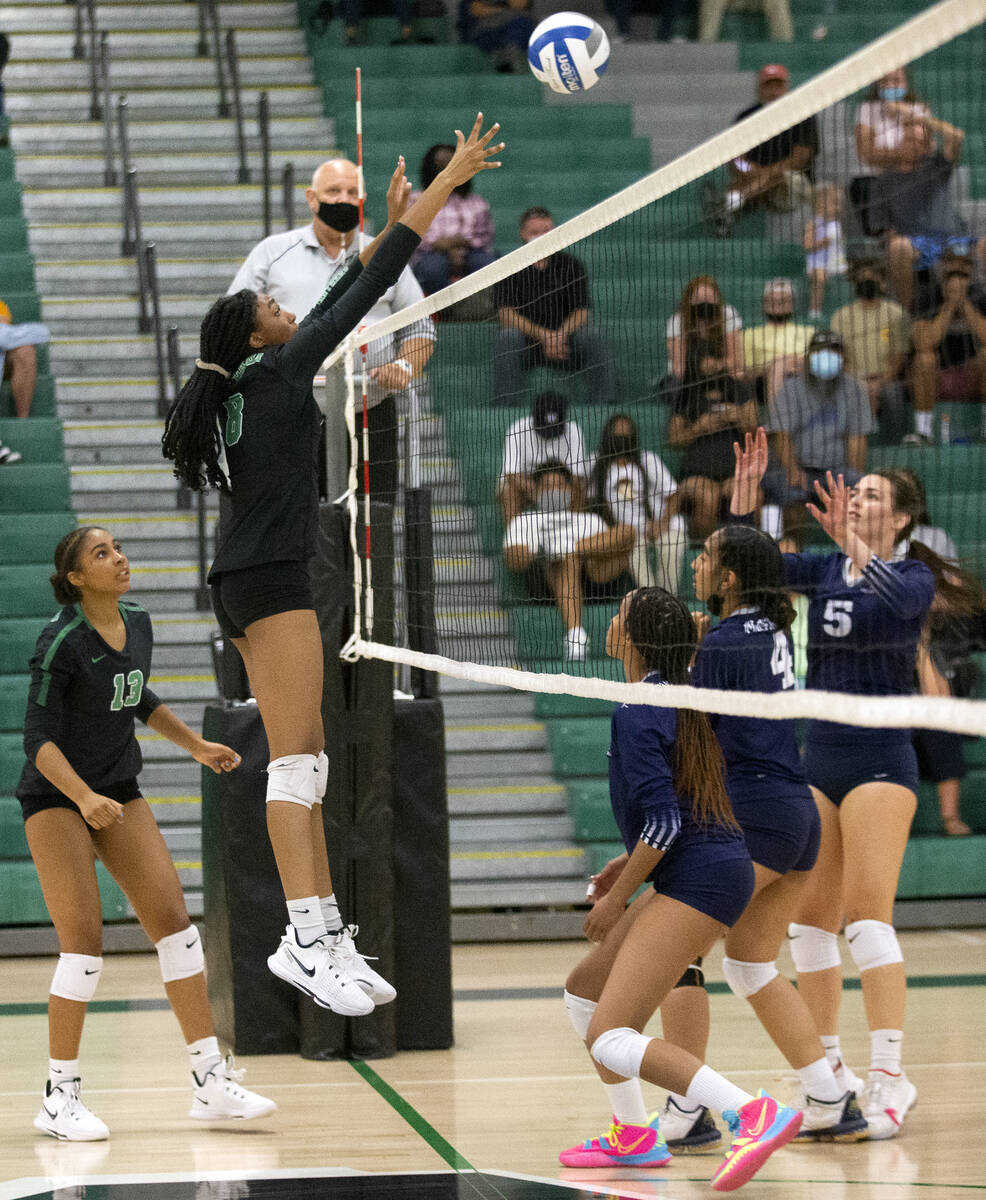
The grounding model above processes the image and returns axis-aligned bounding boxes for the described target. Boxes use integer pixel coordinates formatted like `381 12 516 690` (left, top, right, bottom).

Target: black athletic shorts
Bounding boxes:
19 777 142 822
210 560 314 640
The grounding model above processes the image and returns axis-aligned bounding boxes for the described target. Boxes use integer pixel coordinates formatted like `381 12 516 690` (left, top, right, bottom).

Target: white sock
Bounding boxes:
320 893 343 934
915 411 932 437
287 896 327 945
670 1091 701 1112
604 1079 648 1125
49 1058 80 1087
684 1064 753 1115
797 1055 843 1102
870 1029 903 1073
819 1034 842 1068
187 1036 222 1082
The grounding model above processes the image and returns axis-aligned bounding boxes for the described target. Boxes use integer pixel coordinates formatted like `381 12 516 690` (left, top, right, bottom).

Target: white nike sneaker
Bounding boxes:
267 924 374 1016
833 1058 866 1097
330 924 397 1005
33 1079 109 1141
189 1055 277 1121
862 1068 917 1140
795 1091 868 1142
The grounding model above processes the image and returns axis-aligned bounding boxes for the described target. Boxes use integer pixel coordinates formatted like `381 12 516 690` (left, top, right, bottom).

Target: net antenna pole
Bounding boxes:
356 67 374 644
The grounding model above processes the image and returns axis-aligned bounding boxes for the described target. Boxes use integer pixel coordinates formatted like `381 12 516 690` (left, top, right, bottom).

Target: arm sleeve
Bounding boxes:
278 224 422 382
136 686 164 723
781 550 832 593
22 634 73 763
614 708 682 853
861 556 935 620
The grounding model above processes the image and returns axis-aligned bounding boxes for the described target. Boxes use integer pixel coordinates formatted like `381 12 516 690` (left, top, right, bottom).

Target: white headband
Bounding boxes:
195 358 230 379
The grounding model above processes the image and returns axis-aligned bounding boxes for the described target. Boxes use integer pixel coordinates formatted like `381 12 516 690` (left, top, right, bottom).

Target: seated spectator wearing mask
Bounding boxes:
907 246 986 445
661 275 743 401
503 460 634 662
497 390 588 527
0 297 52 466
763 329 872 546
586 413 686 593
410 143 496 294
741 277 816 402
830 258 911 445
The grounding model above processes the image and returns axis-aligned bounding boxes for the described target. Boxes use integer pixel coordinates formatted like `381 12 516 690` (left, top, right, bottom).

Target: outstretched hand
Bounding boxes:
440 113 505 188
385 156 412 228
730 426 768 517
806 470 850 546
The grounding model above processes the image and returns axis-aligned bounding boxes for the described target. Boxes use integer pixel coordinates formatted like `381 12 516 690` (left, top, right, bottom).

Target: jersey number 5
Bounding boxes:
823 599 853 638
223 393 244 445
770 632 795 689
110 670 144 712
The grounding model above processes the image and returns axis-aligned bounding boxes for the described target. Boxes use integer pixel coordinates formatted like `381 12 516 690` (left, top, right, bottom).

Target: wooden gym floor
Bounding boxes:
1 930 984 1200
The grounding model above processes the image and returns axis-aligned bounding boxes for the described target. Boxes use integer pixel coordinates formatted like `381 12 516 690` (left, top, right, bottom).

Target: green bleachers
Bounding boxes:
0 860 129 926
0 418 63 463
0 676 28 733
0 618 45 674
3 375 56 419
0 564 60 618
0 464 72 514
0 514 72 567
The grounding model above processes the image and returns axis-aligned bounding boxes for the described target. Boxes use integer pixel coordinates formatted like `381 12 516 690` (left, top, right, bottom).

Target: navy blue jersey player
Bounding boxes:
161 118 505 1017
558 588 803 1191
731 429 936 1141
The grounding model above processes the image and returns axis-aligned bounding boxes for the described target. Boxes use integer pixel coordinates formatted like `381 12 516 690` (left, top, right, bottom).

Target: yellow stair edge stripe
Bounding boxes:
451 848 582 861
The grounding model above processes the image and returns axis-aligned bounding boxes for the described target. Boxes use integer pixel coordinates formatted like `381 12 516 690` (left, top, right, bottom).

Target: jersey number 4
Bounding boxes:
223 393 244 445
822 599 854 638
770 632 795 689
110 670 144 712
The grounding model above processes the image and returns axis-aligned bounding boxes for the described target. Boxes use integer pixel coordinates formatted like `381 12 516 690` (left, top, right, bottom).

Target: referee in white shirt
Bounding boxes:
229 157 435 504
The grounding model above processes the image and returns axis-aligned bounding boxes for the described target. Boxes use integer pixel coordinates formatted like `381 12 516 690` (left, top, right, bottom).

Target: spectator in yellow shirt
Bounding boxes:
741 278 816 403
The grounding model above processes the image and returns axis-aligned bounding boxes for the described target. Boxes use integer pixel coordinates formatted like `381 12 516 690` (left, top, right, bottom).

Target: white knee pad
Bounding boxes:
266 753 318 810
722 956 779 1000
157 925 205 983
563 989 597 1039
50 953 103 1002
590 1026 651 1080
845 919 903 972
788 923 841 973
313 751 329 804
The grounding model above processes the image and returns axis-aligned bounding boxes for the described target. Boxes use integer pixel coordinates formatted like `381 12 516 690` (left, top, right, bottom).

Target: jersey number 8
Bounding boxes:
224 393 244 446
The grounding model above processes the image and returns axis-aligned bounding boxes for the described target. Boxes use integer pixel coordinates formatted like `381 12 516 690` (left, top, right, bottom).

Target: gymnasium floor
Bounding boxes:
1 932 983 1200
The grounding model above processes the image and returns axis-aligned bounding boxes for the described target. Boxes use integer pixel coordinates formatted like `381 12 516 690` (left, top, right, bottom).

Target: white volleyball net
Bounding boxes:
331 0 986 736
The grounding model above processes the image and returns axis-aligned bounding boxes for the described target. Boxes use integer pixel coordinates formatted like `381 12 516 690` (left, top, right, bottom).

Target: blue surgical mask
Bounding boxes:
879 86 907 101
809 349 843 380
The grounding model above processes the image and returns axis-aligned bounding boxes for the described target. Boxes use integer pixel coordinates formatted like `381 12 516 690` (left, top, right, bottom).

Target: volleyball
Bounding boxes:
527 11 610 95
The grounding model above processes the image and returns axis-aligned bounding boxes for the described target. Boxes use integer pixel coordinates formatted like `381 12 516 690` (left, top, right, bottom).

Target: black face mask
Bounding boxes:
854 278 881 300
765 312 793 324
316 200 360 233
691 302 718 321
603 434 638 459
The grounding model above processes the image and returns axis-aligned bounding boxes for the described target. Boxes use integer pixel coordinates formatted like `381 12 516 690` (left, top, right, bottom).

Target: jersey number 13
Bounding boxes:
110 670 144 712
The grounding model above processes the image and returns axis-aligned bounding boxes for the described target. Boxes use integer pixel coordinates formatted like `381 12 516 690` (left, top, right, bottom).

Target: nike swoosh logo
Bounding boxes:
612 1129 651 1154
91 654 106 663
286 948 317 978
887 1037 901 1043
84 968 99 975
185 940 197 949
874 772 888 779
747 1103 770 1139
295 908 310 914
42 1104 58 1120
847 932 860 942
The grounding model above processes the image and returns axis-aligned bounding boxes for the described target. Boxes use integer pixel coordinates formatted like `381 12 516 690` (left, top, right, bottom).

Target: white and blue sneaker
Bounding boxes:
267 924 374 1016
34 1078 109 1141
190 1055 277 1120
329 925 397 1005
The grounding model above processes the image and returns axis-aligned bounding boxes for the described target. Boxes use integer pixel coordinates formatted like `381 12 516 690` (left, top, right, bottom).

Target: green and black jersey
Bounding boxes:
17 600 163 799
209 222 421 580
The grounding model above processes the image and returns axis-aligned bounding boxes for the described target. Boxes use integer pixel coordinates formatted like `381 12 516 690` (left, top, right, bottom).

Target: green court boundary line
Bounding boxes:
1 973 983 1018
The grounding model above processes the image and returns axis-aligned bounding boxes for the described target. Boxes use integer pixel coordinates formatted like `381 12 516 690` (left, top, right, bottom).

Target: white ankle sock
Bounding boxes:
915 411 932 437
870 1029 903 1073
670 1091 699 1112
604 1079 648 1125
797 1055 843 1102
320 893 343 934
187 1036 222 1081
287 896 327 945
49 1058 80 1087
684 1064 753 1115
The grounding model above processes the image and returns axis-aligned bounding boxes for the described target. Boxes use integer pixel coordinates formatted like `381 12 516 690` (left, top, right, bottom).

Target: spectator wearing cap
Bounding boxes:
741 278 817 402
714 65 817 231
763 329 872 544
0 298 51 466
830 257 911 444
492 207 616 407
497 390 588 527
698 0 792 41
907 247 986 445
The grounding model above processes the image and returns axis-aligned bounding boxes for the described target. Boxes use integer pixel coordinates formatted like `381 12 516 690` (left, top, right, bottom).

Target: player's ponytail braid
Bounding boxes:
161 290 258 492
625 587 736 831
716 523 796 631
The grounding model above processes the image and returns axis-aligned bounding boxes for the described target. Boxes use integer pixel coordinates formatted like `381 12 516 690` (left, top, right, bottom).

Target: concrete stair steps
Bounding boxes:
12 116 333 152
5 56 314 90
1 2 299 33
444 720 546 754
16 150 331 188
34 226 274 257
450 876 586 904
447 778 567 815
6 86 322 122
131 673 218 703
142 643 214 670
450 814 574 844
42 297 235 338
22 185 315 222
37 260 251 297
440 692 536 720
446 750 554 779
8 31 308 59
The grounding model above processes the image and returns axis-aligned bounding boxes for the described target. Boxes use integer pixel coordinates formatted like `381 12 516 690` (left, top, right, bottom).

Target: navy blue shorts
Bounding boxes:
211 560 313 640
19 777 142 822
804 739 919 806
731 790 820 874
653 841 755 928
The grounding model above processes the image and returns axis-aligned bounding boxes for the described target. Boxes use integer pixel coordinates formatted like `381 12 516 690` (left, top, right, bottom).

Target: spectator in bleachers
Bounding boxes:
662 275 743 401
502 459 634 662
586 413 686 592
908 246 986 445
668 363 758 541
492 206 616 407
698 0 793 42
830 256 910 444
410 143 495 294
0 298 51 466
741 277 816 402
804 182 847 321
873 111 986 313
497 389 588 527
605 0 687 42
333 0 436 46
762 329 872 544
458 0 534 73
0 32 9 122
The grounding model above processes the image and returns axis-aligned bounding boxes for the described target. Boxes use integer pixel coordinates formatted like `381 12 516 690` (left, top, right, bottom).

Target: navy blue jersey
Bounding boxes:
608 673 746 883
17 601 163 798
783 551 934 743
692 608 810 798
209 223 420 580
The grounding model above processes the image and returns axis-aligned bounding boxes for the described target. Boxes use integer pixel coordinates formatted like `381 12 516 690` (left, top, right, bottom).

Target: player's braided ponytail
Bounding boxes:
625 587 736 831
716 523 796 631
162 290 258 492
